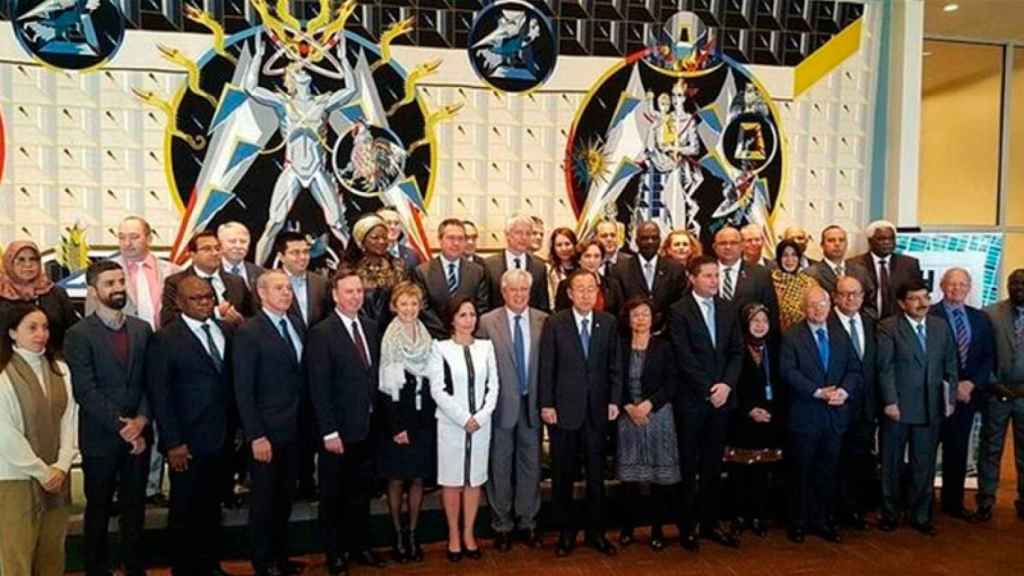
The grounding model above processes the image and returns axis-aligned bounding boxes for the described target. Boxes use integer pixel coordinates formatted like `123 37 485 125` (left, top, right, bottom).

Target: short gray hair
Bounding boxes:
217 221 250 236
865 220 896 238
505 213 535 232
501 268 533 289
941 267 972 285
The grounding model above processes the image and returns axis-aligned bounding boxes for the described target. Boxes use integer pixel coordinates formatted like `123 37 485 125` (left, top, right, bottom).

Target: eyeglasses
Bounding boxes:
187 294 216 302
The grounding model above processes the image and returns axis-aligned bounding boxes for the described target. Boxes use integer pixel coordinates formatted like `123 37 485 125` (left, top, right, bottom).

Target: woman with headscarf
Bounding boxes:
771 239 819 332
0 242 79 354
345 214 408 326
725 303 784 537
377 281 443 564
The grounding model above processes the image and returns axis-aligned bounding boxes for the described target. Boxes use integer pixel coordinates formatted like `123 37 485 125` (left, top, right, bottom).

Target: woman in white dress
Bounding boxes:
431 295 499 562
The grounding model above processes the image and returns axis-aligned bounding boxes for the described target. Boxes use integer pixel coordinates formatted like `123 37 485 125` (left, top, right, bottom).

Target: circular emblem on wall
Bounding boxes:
565 12 785 250
467 0 557 93
11 0 126 71
332 122 409 198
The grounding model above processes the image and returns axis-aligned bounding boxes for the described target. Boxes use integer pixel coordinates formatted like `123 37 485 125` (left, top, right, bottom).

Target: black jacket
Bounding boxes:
619 335 676 411
668 292 744 408
233 312 304 445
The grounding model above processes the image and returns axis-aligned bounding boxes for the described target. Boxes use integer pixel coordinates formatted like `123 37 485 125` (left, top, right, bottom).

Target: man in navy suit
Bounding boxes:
234 270 305 576
540 269 622 557
780 286 862 544
928 268 994 520
608 221 685 333
148 275 233 576
307 268 385 575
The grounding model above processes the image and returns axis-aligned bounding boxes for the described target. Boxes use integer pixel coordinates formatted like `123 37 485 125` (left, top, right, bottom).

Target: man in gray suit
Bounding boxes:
877 279 958 535
976 268 1024 522
477 268 547 551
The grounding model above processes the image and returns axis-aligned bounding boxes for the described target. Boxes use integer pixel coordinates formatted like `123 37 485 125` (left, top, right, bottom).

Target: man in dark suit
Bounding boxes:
740 223 774 269
484 214 549 311
161 230 252 327
478 268 548 551
413 218 489 338
540 269 622 557
780 286 862 544
218 220 264 292
65 260 153 576
307 269 385 575
595 219 632 276
928 268 994 520
148 275 233 576
831 275 879 529
977 269 1024 522
846 220 923 319
807 225 854 294
878 279 959 535
669 254 744 550
609 221 685 332
713 226 779 330
462 220 486 268
378 207 422 270
234 270 306 576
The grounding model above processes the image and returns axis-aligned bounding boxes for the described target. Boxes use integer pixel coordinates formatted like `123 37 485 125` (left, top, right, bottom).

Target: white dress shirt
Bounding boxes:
287 271 309 324
505 250 528 272
638 254 659 291
506 307 531 371
223 258 250 287
262 308 303 359
835 309 865 358
181 314 225 359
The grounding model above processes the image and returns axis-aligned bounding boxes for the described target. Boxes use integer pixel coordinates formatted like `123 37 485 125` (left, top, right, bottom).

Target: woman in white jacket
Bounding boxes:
0 303 78 575
431 295 498 562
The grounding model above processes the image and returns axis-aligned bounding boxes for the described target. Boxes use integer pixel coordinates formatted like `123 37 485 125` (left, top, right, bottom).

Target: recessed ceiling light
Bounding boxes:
943 3 959 12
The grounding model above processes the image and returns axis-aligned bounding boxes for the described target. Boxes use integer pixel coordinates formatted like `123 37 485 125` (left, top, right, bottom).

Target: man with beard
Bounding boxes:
66 260 154 576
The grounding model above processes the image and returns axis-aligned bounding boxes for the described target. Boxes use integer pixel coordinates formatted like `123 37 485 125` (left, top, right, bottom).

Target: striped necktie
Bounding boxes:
952 308 970 368
446 262 458 294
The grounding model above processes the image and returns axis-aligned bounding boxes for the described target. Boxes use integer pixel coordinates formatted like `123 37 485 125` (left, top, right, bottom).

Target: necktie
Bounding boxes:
644 261 655 292
231 264 241 276
278 318 298 361
579 318 591 360
202 322 223 372
815 327 830 369
702 299 716 347
836 263 845 277
878 258 891 317
722 267 735 301
202 275 221 304
848 317 863 360
1015 309 1024 351
915 322 927 353
447 262 458 294
351 320 370 368
953 308 970 367
514 315 527 396
514 257 522 270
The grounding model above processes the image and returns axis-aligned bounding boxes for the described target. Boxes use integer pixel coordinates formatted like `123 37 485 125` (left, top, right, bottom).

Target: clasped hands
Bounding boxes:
817 386 848 406
541 404 620 426
118 415 148 455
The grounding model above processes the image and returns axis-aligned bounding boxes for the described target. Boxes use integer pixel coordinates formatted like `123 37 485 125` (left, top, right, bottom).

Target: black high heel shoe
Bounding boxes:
407 528 424 562
391 527 409 564
650 526 665 551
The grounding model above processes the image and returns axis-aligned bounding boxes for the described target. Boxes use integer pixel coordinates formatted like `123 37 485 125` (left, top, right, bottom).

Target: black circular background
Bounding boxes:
332 124 407 197
12 0 125 70
170 32 432 267
467 0 557 93
721 111 777 173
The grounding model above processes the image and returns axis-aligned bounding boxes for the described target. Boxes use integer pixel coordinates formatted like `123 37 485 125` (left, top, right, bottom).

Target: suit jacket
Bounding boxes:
846 252 922 319
147 317 233 456
985 300 1024 391
84 254 179 327
619 336 677 411
779 321 862 434
160 266 253 327
805 260 870 296
285 271 332 339
396 243 422 271
668 292 744 408
609 255 686 332
414 257 490 339
929 302 995 397
727 261 780 328
306 312 380 443
830 310 879 422
65 314 152 456
553 274 617 315
878 314 959 426
538 309 622 430
233 312 304 445
223 260 264 307
476 306 547 429
484 251 550 312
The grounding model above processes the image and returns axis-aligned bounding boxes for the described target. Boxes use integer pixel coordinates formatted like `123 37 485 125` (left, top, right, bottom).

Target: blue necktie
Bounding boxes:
953 308 970 368
278 318 298 361
815 327 830 370
702 299 716 347
580 318 591 360
514 315 527 396
201 322 223 373
916 322 927 353
447 262 458 294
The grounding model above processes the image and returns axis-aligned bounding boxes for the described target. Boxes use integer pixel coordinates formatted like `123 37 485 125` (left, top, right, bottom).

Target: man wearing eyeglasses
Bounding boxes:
161 230 252 327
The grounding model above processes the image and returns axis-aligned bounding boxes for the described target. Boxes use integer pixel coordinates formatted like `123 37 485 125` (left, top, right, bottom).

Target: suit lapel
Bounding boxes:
182 320 218 372
428 259 448 302
686 295 715 350
801 324 826 376
900 317 925 367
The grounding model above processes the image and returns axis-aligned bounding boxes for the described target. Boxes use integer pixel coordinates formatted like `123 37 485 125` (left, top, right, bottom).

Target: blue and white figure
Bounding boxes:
468 0 556 93
12 0 124 70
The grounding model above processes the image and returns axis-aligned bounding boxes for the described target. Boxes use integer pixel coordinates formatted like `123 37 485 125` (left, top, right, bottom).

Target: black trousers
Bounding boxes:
677 401 729 534
82 443 150 576
839 417 878 517
318 440 374 563
249 441 298 574
297 393 318 495
730 462 777 523
619 482 679 533
789 427 842 530
549 414 607 536
880 417 942 525
169 451 223 575
940 399 978 512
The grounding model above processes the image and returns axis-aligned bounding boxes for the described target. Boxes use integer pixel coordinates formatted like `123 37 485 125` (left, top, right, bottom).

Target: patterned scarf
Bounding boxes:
379 317 436 402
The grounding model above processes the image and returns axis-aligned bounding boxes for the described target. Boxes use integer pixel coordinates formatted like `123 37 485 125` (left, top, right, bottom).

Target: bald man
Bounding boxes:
713 227 779 329
740 224 774 269
780 287 861 544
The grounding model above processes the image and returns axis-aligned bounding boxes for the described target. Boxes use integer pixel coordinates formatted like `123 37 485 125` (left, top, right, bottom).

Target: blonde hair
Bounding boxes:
389 281 424 310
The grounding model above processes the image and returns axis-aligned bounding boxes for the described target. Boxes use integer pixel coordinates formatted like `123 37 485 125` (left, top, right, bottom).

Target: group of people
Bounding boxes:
1 211 1023 576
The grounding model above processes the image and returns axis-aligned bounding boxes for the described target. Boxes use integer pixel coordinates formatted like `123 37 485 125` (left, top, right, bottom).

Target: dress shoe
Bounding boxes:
845 512 868 530
788 528 805 543
464 547 483 560
877 517 898 532
650 528 665 551
584 535 617 556
750 518 767 537
618 528 634 547
816 525 842 543
353 549 384 568
523 528 544 548
701 525 740 548
680 532 700 551
943 506 975 521
555 532 575 557
494 531 513 552
278 559 304 575
407 529 424 562
911 522 938 536
446 549 463 563
326 557 348 576
391 529 408 564
971 505 993 523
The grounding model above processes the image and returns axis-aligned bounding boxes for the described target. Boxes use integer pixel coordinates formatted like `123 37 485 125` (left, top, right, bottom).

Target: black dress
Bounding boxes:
0 287 79 354
729 345 785 455
376 372 437 481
